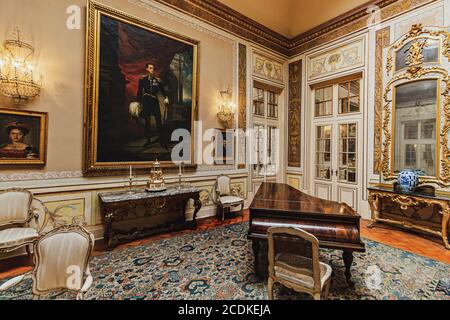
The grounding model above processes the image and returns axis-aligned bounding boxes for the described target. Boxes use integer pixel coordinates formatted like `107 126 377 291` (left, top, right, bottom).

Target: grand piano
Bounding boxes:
248 183 365 285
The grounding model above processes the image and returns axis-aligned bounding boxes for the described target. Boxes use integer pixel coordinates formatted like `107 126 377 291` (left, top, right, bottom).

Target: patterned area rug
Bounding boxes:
1 223 449 300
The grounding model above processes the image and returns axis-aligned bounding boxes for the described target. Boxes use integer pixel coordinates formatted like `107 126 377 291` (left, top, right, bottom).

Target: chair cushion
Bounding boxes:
0 228 38 249
274 253 332 290
219 196 244 205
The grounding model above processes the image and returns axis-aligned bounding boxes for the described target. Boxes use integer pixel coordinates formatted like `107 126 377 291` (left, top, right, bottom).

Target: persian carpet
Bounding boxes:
0 223 449 300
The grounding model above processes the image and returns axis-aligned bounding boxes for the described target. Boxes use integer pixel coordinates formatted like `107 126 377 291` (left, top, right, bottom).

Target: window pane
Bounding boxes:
253 88 265 116
422 120 435 139
339 80 360 114
316 125 332 180
404 121 419 140
339 123 357 183
315 86 333 117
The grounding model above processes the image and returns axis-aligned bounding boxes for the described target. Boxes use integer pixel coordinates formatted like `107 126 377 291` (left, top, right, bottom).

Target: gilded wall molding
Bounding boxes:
374 27 391 174
238 43 247 169
381 25 450 185
0 171 84 182
144 0 437 57
289 0 437 56
151 0 290 55
288 60 302 168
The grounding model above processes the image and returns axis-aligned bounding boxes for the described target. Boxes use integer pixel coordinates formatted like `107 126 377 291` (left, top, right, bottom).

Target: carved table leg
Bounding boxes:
191 197 202 229
343 250 354 287
368 193 380 229
441 208 450 250
104 213 115 251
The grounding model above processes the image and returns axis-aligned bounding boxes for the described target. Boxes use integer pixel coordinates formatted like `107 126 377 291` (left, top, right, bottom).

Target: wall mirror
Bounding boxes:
393 79 438 176
381 24 450 187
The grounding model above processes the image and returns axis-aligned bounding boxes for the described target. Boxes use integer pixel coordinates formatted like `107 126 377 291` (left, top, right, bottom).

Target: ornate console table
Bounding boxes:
368 187 450 250
98 187 202 250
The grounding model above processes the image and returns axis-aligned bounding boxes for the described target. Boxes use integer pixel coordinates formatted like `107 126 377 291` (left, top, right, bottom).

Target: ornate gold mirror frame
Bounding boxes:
381 24 450 186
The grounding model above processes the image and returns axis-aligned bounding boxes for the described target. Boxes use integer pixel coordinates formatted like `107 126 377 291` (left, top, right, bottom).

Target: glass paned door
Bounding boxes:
311 77 362 209
339 123 357 183
316 125 332 180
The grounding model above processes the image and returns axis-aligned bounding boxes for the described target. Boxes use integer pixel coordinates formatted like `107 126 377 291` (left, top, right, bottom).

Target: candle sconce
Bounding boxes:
217 88 235 129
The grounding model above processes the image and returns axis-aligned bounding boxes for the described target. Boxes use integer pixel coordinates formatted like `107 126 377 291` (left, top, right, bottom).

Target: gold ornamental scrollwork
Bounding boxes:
368 189 450 249
381 24 450 186
391 195 418 210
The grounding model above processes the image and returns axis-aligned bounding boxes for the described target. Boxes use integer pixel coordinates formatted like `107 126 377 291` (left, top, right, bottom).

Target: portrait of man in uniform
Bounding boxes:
85 10 198 173
136 63 170 149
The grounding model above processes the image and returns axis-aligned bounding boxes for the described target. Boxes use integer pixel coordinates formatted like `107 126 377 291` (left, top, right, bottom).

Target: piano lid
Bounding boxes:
250 183 358 217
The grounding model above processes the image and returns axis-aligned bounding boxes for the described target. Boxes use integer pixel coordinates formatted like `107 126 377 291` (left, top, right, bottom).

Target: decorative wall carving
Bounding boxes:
288 60 302 168
253 52 284 83
231 182 245 198
381 25 450 186
0 171 84 182
238 43 247 169
374 27 391 174
308 39 365 80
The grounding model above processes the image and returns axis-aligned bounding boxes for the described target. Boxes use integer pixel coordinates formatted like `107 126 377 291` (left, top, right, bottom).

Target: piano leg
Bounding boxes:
343 250 354 287
252 241 260 272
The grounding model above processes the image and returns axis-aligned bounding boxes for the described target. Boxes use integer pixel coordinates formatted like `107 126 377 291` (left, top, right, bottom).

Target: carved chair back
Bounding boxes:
0 189 34 229
268 227 322 294
31 224 94 296
212 175 232 204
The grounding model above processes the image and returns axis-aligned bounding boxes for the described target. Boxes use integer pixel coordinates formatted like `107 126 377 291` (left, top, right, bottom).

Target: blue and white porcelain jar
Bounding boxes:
398 169 420 192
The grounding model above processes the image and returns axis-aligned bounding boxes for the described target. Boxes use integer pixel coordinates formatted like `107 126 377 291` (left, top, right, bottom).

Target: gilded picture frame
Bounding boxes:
0 108 48 165
381 24 450 186
83 1 199 176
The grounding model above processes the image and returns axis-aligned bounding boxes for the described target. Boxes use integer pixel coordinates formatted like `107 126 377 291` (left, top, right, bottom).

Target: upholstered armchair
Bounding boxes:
267 227 332 300
0 188 47 255
0 224 95 300
212 175 245 222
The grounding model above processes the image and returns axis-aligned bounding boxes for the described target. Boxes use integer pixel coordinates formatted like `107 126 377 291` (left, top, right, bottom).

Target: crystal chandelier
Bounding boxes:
0 27 42 104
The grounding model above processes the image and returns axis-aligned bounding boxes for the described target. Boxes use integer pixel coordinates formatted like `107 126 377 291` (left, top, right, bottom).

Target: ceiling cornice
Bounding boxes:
153 0 438 57
153 0 291 55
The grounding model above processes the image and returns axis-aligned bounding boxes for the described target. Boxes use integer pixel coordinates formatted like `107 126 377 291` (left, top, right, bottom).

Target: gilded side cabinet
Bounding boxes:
368 187 450 250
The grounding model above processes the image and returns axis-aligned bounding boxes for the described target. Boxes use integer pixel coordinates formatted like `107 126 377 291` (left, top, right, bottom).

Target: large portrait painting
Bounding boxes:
84 1 199 175
0 108 47 165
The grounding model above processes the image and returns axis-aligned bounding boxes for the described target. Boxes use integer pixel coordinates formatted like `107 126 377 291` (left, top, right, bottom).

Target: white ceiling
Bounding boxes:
218 0 371 38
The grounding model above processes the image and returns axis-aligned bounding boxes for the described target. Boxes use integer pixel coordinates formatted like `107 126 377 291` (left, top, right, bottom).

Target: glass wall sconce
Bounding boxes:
0 27 42 104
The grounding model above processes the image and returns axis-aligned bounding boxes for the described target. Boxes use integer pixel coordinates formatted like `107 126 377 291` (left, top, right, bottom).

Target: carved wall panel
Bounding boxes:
238 43 247 169
308 39 365 80
374 27 391 174
288 60 302 168
253 52 284 83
